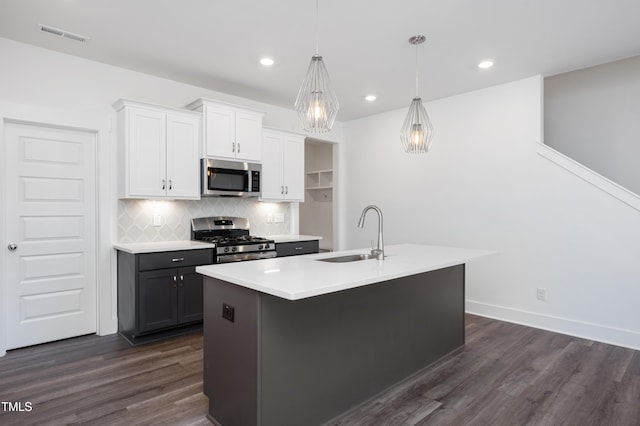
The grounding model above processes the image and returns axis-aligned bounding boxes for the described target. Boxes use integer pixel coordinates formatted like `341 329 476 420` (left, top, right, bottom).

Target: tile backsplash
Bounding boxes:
117 198 291 243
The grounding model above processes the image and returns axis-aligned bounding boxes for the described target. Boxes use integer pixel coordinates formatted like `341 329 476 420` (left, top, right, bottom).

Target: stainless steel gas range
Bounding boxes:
191 216 277 263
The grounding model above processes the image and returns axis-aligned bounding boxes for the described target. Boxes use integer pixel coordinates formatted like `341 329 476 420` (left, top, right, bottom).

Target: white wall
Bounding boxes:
545 55 640 195
341 76 640 350
0 36 343 349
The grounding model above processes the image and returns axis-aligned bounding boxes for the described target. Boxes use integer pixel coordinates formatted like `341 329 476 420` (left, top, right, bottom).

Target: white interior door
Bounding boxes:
3 121 97 350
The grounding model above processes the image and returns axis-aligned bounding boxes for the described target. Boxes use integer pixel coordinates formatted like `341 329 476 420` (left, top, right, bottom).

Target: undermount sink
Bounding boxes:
317 253 375 263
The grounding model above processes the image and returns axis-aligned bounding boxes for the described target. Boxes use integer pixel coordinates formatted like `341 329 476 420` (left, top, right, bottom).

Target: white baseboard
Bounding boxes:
466 300 640 351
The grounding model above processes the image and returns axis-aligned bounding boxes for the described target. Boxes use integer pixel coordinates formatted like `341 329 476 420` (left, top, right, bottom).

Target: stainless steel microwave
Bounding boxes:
201 158 261 197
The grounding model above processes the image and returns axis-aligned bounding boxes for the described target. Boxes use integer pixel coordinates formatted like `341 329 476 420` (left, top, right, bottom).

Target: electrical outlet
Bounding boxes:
536 288 546 302
267 213 274 223
274 213 285 223
222 303 235 322
153 214 162 227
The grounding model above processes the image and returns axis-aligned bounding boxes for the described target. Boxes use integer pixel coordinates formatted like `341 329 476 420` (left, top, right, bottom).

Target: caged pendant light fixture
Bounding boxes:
400 35 433 154
295 0 339 132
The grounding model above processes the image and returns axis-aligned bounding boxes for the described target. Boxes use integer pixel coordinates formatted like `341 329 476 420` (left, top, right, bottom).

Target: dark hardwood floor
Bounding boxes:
0 331 209 425
1 315 639 425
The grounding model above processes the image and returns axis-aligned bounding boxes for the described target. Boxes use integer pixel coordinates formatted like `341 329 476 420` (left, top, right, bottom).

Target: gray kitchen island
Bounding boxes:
196 244 493 426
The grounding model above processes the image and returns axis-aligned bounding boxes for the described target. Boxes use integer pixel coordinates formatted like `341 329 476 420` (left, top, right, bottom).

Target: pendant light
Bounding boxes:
400 35 433 153
295 0 339 132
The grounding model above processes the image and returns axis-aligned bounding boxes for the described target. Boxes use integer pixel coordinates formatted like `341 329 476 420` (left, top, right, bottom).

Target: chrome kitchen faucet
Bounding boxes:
357 205 385 260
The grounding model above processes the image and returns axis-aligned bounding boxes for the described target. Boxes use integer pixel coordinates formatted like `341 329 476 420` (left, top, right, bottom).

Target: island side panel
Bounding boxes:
116 251 136 341
258 265 465 426
203 277 259 426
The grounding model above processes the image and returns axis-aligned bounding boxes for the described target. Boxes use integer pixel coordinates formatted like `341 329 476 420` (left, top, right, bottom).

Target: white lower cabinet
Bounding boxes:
261 129 305 202
114 99 201 199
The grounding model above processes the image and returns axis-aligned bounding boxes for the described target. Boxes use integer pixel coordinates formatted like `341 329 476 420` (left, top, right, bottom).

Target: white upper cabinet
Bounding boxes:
114 99 201 200
261 128 305 202
187 98 264 162
165 114 201 198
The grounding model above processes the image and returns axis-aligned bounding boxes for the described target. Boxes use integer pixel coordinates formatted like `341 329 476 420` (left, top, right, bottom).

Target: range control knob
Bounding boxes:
224 247 229 253
232 247 237 252
264 243 270 249
258 245 263 250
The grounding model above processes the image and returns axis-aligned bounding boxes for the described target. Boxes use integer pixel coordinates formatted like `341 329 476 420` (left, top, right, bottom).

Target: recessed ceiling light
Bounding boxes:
478 60 494 69
365 95 377 102
260 58 274 66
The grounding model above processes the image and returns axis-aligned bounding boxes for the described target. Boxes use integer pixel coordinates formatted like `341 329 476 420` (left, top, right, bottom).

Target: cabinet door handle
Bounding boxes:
285 186 289 194
180 275 184 287
281 185 284 194
169 179 172 190
173 275 177 288
237 143 240 153
162 179 166 190
171 257 185 262
232 142 236 152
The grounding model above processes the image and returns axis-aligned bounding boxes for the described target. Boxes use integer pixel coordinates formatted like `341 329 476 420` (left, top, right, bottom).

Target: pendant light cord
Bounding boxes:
315 0 319 54
415 42 419 96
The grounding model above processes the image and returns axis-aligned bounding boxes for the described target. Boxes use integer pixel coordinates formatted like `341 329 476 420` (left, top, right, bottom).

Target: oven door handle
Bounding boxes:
217 251 277 263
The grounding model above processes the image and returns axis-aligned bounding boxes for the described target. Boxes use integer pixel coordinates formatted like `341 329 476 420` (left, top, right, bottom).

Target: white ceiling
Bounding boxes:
1 0 640 121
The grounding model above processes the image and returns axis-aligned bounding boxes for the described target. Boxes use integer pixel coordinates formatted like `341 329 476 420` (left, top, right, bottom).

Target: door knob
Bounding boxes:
7 243 17 251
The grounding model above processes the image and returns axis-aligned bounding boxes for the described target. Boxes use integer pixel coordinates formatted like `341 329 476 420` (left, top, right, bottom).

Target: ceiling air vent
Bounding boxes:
39 25 88 43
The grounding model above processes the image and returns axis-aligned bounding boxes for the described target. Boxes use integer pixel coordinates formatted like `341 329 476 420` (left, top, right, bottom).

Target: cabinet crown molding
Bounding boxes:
185 98 265 115
112 98 201 116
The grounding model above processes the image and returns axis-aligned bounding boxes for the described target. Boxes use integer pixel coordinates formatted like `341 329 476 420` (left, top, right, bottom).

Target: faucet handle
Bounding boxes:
369 241 382 259
370 248 384 259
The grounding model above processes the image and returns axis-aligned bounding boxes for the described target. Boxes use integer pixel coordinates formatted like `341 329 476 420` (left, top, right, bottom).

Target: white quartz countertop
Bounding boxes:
113 240 215 254
267 234 323 243
196 243 495 300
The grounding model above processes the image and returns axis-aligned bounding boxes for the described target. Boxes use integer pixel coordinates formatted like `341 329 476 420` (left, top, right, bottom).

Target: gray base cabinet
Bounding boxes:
203 265 465 426
117 249 213 344
275 240 319 257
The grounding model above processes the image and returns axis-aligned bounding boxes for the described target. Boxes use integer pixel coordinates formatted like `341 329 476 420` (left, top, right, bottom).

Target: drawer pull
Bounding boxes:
171 257 185 262
295 247 303 250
